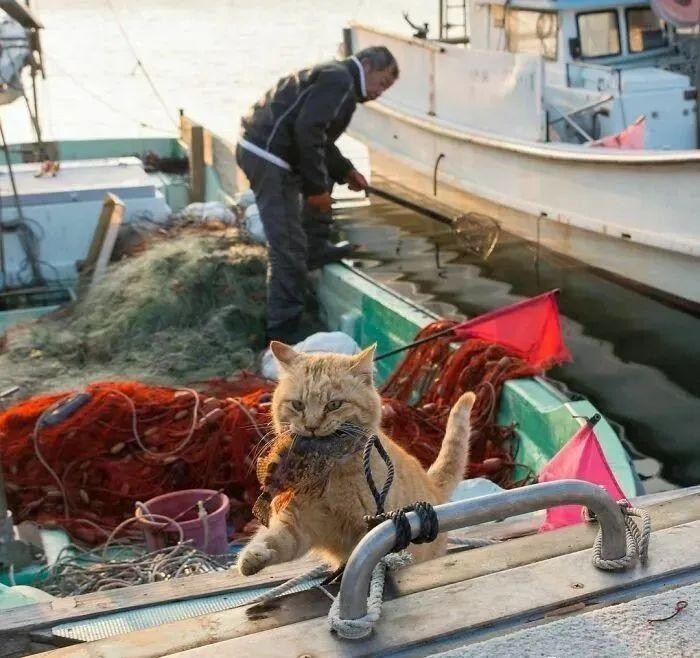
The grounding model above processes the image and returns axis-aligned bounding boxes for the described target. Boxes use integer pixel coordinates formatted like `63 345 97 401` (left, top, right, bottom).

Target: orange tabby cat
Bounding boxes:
238 341 475 576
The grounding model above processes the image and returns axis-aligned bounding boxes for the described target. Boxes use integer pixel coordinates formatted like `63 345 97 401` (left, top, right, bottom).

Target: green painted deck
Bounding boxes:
316 263 640 497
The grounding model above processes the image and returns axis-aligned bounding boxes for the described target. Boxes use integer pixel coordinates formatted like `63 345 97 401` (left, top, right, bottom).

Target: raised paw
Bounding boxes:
238 543 275 576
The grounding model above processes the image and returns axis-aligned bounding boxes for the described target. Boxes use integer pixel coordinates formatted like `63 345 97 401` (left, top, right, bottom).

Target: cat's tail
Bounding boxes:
427 391 476 500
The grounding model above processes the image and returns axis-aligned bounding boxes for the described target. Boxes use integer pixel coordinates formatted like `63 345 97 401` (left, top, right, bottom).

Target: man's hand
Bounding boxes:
346 169 368 192
306 192 333 213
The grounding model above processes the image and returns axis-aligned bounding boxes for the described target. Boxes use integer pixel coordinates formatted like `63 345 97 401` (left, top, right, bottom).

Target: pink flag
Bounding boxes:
451 290 572 369
589 116 645 149
538 416 627 532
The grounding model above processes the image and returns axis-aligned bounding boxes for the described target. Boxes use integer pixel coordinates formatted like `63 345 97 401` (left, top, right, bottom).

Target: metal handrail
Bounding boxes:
338 479 628 620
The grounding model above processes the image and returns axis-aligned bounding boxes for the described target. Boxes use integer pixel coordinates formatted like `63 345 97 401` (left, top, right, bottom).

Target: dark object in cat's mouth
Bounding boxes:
252 423 369 526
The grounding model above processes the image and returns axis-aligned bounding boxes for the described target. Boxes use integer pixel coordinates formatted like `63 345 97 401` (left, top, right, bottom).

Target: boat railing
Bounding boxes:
337 479 628 621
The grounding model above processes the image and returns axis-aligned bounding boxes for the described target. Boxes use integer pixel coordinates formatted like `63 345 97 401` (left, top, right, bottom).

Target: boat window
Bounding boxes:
505 9 558 60
627 7 668 53
577 11 621 58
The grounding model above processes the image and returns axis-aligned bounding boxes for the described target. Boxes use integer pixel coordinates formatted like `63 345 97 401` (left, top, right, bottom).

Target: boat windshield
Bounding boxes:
626 7 669 52
577 10 621 58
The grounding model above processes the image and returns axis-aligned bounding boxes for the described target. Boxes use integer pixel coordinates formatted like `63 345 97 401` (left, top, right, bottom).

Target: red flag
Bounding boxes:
451 290 571 368
589 116 645 149
538 416 627 532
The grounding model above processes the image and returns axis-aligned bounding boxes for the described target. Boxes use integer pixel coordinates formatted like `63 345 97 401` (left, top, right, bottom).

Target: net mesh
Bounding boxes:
0 228 267 398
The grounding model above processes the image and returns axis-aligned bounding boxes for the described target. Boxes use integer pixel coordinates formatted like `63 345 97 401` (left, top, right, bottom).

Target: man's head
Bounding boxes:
355 46 399 101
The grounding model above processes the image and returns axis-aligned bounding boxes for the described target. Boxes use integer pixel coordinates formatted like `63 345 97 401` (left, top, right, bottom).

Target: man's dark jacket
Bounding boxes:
240 57 365 196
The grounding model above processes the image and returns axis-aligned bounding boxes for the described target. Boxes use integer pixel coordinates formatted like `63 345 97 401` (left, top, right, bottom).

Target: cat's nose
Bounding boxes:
306 425 319 435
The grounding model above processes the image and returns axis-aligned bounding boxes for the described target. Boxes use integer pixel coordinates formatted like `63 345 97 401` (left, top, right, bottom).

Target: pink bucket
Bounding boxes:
135 489 231 555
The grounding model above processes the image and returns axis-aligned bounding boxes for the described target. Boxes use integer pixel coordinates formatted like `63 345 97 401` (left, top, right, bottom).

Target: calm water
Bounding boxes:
4 1 699 491
337 198 700 492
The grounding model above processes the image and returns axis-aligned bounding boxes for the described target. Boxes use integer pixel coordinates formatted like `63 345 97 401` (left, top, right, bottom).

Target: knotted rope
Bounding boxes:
327 551 412 640
591 503 651 571
326 435 437 639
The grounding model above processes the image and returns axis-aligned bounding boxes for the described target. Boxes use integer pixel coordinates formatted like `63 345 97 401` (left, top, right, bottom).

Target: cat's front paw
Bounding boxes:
238 543 275 576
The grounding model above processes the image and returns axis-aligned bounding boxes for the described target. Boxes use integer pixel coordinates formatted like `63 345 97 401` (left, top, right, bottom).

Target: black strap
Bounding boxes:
362 434 394 515
362 435 439 552
365 501 439 552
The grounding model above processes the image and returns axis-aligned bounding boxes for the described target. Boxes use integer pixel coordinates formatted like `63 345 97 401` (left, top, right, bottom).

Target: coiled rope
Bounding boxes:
591 503 651 571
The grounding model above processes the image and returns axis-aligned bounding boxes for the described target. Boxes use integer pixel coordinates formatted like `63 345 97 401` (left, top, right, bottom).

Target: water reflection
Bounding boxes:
337 195 700 492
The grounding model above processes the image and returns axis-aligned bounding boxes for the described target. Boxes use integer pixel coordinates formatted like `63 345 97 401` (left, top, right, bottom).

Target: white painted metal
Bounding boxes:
0 158 171 285
351 24 546 141
345 21 700 304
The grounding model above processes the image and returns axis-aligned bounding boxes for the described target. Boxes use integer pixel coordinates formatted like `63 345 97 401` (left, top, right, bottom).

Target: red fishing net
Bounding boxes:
0 323 542 544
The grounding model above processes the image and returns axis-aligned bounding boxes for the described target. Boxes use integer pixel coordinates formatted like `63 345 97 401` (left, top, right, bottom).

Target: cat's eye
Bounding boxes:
325 399 343 411
290 400 304 411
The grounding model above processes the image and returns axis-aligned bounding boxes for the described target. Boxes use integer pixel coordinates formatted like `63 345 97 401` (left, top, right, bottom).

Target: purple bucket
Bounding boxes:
135 489 231 555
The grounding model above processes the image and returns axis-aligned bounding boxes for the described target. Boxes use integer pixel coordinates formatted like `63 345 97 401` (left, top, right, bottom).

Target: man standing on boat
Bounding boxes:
236 46 399 344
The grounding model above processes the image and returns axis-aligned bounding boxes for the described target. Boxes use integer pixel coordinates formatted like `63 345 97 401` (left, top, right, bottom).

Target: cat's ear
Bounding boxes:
270 341 299 370
350 343 376 384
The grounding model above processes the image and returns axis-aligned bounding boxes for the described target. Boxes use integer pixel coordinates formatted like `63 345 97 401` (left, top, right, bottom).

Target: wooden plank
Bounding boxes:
37 587 335 658
0 558 321 639
24 495 700 658
165 520 700 658
210 133 238 196
77 193 124 294
188 124 205 203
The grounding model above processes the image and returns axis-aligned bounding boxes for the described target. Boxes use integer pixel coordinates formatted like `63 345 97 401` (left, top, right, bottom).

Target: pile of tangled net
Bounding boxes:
0 321 542 546
0 228 267 398
38 542 238 597
380 321 541 486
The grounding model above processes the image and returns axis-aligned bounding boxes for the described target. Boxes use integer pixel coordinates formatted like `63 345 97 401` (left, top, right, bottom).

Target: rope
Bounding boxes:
448 536 501 549
362 434 394 514
327 552 412 640
104 0 178 129
38 540 236 597
106 387 200 459
244 563 331 606
366 501 439 552
591 504 651 571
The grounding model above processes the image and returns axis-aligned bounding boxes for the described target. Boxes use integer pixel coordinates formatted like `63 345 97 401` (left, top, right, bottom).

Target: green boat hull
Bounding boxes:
316 263 641 498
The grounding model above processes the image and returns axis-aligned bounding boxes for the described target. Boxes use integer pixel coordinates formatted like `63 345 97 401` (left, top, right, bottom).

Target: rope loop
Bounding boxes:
591 502 651 571
362 434 394 515
327 552 412 640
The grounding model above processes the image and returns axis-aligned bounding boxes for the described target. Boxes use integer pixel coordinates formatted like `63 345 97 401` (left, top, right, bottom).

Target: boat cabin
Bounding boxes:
465 0 697 147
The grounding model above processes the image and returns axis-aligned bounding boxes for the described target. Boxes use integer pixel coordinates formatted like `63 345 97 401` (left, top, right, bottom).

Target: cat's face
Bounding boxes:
270 342 381 438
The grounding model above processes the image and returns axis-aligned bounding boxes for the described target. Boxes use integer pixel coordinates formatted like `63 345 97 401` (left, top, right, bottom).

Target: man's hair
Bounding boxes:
355 46 400 78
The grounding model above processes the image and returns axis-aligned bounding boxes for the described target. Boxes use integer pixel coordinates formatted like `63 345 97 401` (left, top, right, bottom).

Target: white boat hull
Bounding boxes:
350 102 700 307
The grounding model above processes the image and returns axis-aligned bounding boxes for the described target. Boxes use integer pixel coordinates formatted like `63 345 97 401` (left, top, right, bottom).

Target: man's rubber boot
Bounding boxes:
307 241 354 271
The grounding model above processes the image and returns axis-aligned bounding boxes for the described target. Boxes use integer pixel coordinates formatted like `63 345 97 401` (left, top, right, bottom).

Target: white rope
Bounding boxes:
591 504 651 571
328 551 412 640
448 537 501 549
245 563 331 606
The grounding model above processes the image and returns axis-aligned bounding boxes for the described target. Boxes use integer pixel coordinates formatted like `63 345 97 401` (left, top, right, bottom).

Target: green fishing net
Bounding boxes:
0 229 268 398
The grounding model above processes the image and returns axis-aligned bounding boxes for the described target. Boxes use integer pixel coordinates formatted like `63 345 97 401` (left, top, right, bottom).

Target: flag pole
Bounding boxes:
374 324 457 362
374 289 561 363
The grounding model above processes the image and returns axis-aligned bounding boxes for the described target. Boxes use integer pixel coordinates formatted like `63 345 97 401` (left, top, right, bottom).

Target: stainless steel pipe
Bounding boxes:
338 479 627 620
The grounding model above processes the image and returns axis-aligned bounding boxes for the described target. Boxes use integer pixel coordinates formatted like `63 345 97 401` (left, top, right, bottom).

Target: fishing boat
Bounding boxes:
341 0 700 309
2 114 700 657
